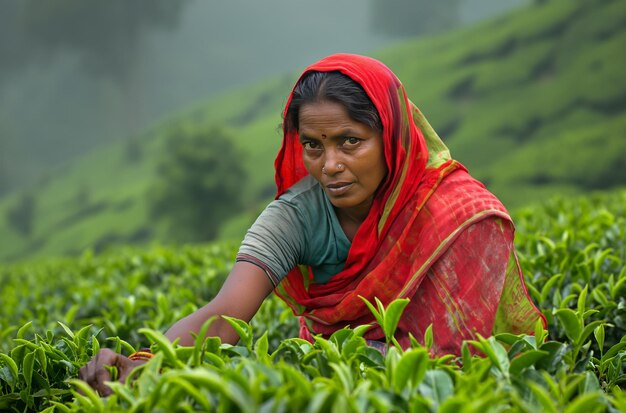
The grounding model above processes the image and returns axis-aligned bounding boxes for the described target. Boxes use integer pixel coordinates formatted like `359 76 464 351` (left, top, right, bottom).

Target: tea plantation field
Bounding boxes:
1 189 625 412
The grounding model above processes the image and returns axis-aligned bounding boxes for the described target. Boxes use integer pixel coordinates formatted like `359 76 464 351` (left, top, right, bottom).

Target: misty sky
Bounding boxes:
0 0 526 192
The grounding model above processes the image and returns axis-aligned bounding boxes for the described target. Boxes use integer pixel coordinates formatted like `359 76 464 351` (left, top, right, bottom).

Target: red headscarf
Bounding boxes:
273 54 543 353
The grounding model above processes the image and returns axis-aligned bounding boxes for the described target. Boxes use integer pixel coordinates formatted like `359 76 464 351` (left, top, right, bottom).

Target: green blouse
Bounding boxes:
236 175 351 287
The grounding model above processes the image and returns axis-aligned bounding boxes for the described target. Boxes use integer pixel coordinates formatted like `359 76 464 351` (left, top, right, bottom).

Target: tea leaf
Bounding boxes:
176 369 255 413
383 298 410 344
554 309 582 342
359 296 384 330
564 392 604 413
35 347 47 378
23 350 35 392
461 341 472 372
419 370 454 410
352 324 372 338
392 348 429 391
254 331 269 363
0 353 18 388
330 362 354 392
16 321 33 340
56 322 75 340
104 381 136 406
527 381 558 413
577 285 589 315
424 324 434 350
509 350 549 375
580 371 601 393
591 289 609 307
48 402 71 413
138 328 184 369
68 379 105 413
540 273 564 303
90 335 101 360
168 376 212 411
192 315 217 366
222 315 253 351
534 318 548 348
603 341 626 361
577 320 605 347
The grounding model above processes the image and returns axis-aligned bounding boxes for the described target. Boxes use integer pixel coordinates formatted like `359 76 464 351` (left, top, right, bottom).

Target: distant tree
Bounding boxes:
0 154 9 197
125 138 143 163
149 126 247 243
0 167 9 197
370 0 461 37
6 193 36 236
74 185 91 207
0 124 15 196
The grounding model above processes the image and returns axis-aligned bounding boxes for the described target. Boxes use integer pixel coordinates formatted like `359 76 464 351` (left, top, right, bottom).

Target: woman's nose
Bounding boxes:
322 153 345 175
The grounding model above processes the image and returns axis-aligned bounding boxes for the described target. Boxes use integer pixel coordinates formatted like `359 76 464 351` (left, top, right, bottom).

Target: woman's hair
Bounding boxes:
284 71 382 133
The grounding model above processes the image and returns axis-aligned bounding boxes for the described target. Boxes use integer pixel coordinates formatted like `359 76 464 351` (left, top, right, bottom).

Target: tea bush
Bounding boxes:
1 190 625 412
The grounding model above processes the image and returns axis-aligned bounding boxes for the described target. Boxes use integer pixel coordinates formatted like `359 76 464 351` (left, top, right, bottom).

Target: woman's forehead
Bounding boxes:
299 101 375 133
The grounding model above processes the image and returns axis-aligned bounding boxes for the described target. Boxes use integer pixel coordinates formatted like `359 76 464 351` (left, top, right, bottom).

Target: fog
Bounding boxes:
0 0 525 195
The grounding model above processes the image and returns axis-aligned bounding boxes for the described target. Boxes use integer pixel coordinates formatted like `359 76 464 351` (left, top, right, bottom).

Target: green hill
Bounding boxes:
1 0 625 262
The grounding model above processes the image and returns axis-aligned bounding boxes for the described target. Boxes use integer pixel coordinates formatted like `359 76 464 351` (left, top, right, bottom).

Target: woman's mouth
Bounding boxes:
326 182 353 196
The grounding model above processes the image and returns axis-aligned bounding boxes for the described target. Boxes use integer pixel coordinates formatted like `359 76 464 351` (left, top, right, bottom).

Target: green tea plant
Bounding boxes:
515 192 626 348
0 189 625 412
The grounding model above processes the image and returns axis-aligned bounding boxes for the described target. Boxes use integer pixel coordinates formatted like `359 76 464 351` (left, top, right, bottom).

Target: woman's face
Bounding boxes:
298 100 387 221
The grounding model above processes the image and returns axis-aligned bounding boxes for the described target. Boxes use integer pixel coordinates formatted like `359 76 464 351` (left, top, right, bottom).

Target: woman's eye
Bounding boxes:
303 141 321 150
344 137 360 146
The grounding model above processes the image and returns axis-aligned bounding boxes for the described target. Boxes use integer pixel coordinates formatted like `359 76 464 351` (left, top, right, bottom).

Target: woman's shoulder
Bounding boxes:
274 175 331 221
425 169 510 220
279 175 323 203
404 168 514 247
257 175 329 229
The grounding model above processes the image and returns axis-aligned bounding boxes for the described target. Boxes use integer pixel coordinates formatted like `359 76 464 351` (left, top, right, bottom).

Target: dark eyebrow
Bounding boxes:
298 134 318 142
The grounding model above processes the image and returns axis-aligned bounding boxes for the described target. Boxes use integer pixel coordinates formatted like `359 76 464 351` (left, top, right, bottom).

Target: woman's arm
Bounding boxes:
79 261 273 396
165 261 274 345
80 194 307 395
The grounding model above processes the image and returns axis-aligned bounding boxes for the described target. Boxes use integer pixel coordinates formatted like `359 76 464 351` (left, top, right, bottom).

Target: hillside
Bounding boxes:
377 0 626 201
0 0 625 262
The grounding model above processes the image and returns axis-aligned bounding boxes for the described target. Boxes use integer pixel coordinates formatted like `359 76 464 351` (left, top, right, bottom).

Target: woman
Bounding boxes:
80 53 544 395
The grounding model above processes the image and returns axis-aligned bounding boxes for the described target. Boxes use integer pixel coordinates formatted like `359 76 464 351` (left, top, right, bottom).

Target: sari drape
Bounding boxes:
273 54 544 355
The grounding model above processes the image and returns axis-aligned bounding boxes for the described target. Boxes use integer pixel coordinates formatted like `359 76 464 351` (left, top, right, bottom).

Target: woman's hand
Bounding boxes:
78 261 272 396
78 348 146 397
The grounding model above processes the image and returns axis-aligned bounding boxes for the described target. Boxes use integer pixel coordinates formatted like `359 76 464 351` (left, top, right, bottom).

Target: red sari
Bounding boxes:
273 54 544 355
